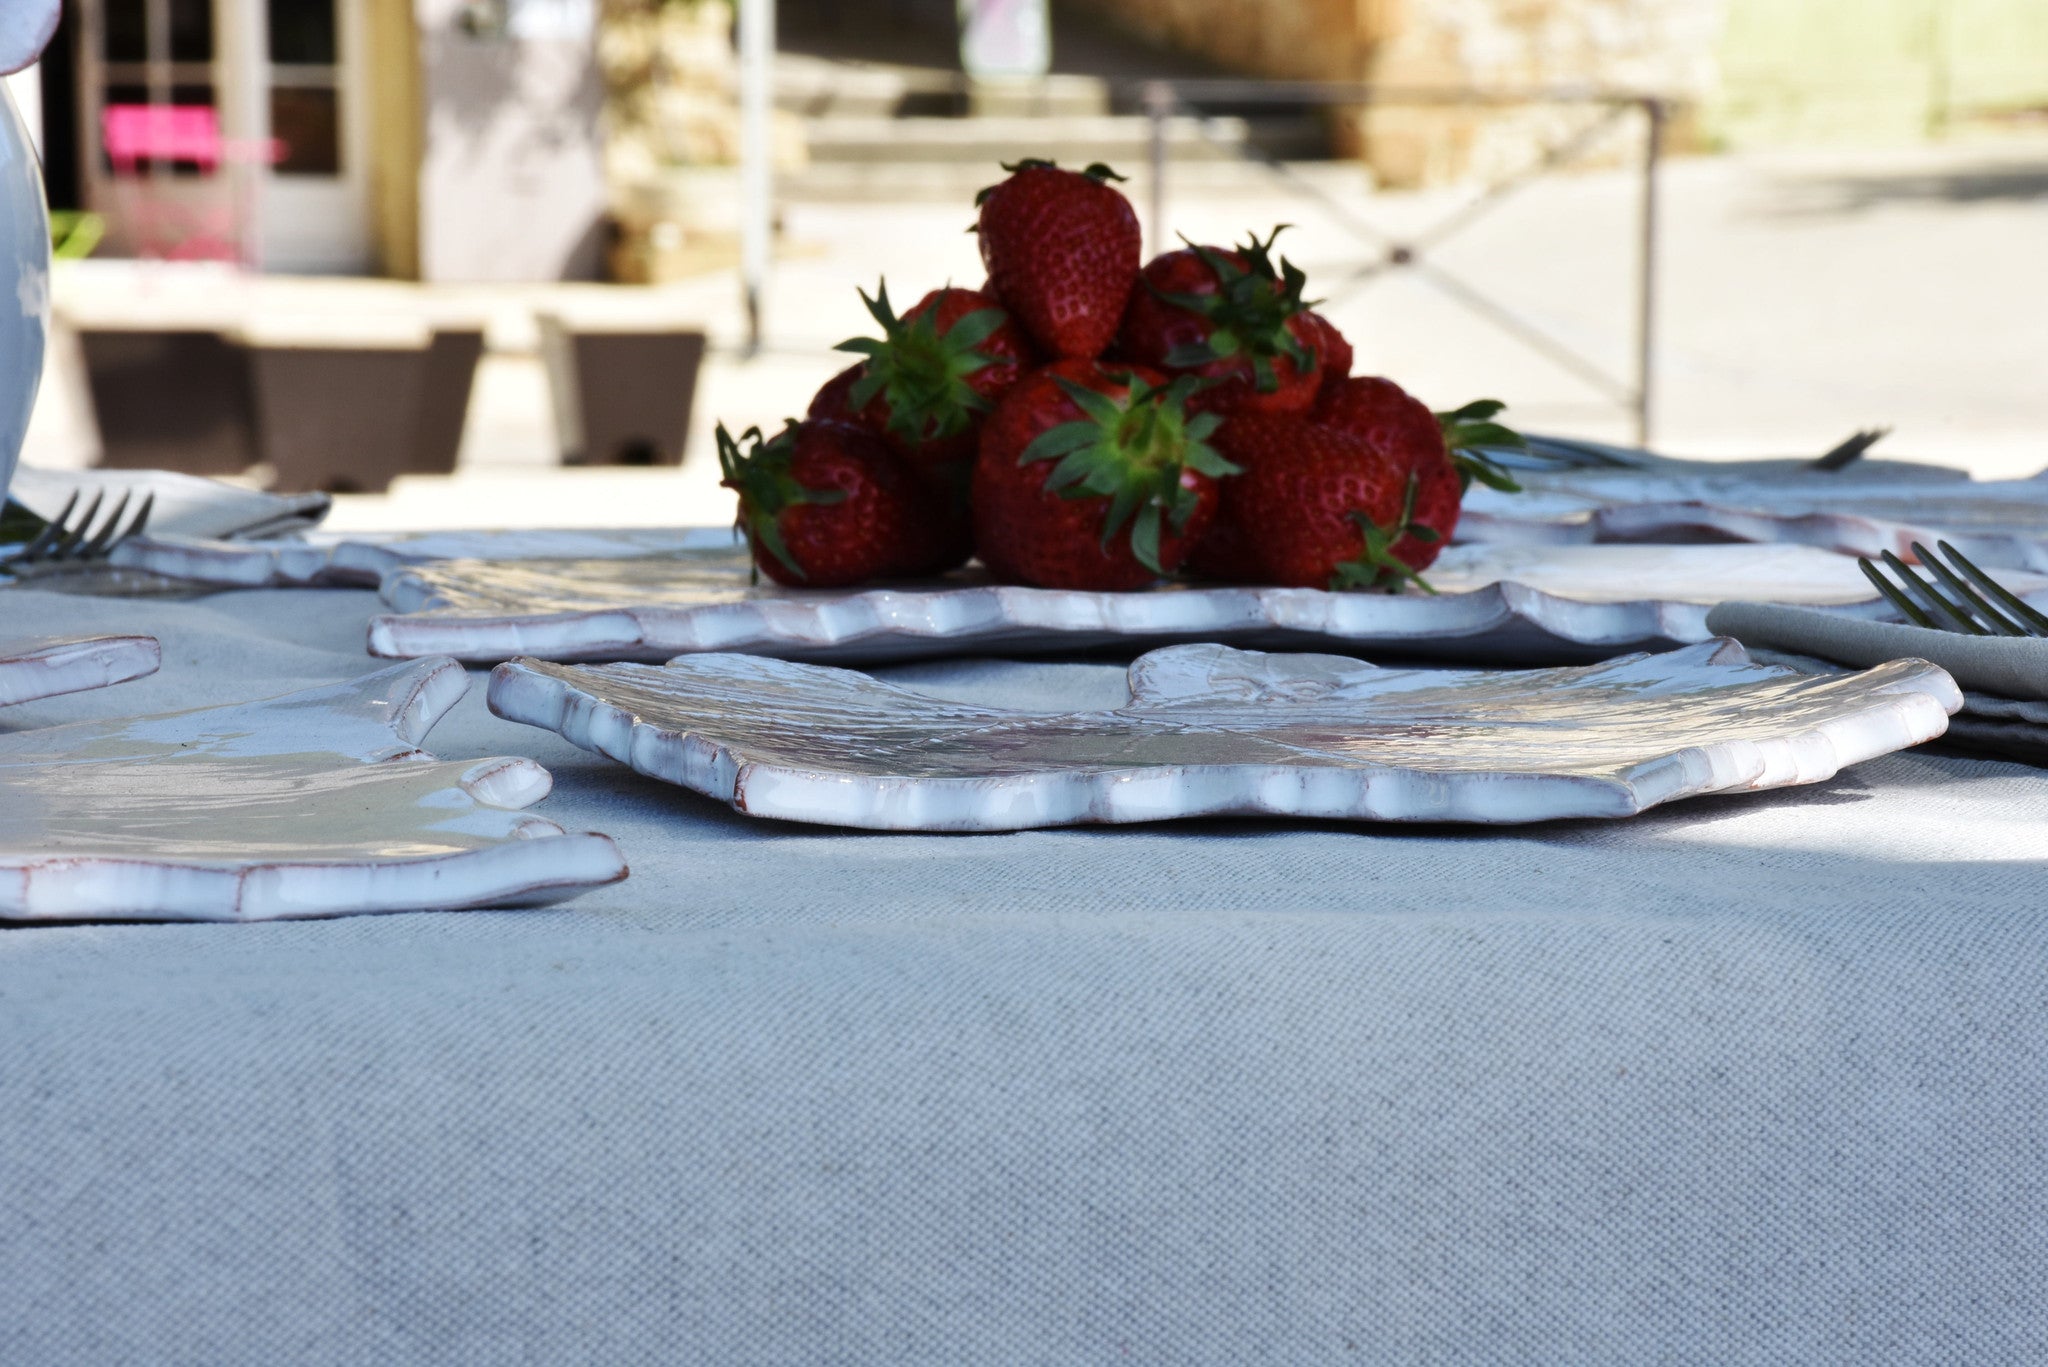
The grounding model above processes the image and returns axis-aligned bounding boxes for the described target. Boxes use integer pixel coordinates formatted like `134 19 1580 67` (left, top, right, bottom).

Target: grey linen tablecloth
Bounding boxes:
4 587 2048 1364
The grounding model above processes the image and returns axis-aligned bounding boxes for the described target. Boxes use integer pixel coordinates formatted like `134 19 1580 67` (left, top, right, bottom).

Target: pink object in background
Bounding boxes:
102 105 227 175
99 106 284 265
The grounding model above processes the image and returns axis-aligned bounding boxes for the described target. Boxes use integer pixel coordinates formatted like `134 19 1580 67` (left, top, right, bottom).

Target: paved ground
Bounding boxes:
26 134 2048 532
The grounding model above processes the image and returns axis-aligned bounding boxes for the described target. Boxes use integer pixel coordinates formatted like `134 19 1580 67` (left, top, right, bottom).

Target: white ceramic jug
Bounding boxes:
0 81 47 507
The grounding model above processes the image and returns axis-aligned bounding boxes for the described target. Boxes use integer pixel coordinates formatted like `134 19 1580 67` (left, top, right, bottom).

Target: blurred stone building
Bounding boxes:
28 0 2048 280
1094 0 2048 184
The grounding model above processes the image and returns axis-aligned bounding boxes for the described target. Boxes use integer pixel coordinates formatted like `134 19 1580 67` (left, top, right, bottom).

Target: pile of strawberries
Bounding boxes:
717 159 1523 594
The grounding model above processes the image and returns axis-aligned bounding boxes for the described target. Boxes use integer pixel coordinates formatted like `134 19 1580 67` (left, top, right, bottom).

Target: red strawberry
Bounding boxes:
808 364 863 424
1304 310 1352 391
1117 226 1323 415
1190 380 1528 589
717 420 964 587
1188 414 1437 590
820 282 1036 483
975 160 1141 360
1311 377 1463 571
972 359 1236 590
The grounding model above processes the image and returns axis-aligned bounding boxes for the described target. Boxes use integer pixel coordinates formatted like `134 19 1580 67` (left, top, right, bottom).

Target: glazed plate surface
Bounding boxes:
0 658 627 922
486 640 1959 831
371 542 1944 666
0 634 159 707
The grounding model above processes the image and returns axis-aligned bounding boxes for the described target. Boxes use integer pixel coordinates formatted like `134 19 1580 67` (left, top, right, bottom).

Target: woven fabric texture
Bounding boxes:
3 587 2047 1364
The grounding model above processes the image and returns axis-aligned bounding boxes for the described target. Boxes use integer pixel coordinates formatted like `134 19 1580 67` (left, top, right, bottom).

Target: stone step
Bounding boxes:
802 113 1260 166
781 154 1360 205
777 59 1112 119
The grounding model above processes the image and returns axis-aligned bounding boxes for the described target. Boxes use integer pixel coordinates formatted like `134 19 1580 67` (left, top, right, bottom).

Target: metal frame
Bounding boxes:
732 48 1669 440
1140 78 1665 444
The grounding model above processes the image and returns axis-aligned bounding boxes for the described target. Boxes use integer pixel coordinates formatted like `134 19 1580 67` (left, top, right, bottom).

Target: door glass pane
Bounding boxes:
270 88 341 176
169 0 216 62
269 0 339 65
104 0 147 62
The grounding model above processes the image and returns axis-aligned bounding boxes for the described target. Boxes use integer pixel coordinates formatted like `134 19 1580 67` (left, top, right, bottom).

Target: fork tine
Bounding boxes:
1910 541 2027 636
1937 539 2048 637
15 491 78 561
73 492 132 560
1860 557 1942 629
47 490 105 561
119 492 154 545
1879 549 1984 634
1811 426 1891 472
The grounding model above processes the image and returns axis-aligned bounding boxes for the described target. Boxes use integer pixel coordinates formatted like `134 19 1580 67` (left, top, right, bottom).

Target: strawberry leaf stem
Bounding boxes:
1017 372 1238 574
1437 399 1528 494
1330 473 1438 594
717 421 847 583
832 280 1009 446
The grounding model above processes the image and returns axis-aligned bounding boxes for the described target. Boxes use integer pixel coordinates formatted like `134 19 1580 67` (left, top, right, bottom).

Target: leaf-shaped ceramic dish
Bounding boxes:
0 658 627 922
0 634 159 707
370 542 1930 666
486 640 1958 831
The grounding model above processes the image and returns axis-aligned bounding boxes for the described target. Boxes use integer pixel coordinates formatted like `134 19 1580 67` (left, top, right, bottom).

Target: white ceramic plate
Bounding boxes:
0 657 628 922
105 526 717 588
365 541 1963 666
1462 472 2048 567
0 634 160 707
486 640 1959 832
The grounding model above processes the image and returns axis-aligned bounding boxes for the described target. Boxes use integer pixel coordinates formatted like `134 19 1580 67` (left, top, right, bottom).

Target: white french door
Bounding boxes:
78 0 371 273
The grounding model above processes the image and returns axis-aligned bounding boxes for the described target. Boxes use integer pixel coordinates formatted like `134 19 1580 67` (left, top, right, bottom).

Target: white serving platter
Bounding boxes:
486 640 1959 832
365 541 1988 666
0 634 160 707
0 657 628 922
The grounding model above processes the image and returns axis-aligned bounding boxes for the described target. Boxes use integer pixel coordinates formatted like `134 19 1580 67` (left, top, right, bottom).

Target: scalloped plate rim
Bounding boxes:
484 641 1961 831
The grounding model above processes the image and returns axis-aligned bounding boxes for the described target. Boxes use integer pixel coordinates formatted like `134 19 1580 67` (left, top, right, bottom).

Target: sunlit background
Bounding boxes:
8 0 2046 530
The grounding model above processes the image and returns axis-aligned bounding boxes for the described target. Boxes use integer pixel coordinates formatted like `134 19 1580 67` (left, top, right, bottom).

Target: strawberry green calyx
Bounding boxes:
1020 374 1238 574
1436 399 1527 494
974 158 1127 207
1331 474 1441 595
833 282 1007 446
716 421 844 583
1152 225 1317 391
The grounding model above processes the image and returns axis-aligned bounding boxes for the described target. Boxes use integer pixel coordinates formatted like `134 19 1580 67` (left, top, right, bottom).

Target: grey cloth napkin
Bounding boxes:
1708 600 2048 763
6 467 331 543
1706 601 2048 699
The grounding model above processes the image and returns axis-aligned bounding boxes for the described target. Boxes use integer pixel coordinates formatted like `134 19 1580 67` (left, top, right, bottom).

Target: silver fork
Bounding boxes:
4 490 155 574
1858 540 2048 637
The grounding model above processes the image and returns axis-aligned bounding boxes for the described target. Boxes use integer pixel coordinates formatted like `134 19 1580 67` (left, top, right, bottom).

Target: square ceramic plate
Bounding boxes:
485 640 1959 831
365 541 2019 666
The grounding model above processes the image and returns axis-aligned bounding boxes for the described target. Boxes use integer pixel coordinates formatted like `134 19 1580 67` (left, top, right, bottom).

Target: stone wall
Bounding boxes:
1095 0 2048 181
1091 0 1383 84
1093 0 1723 184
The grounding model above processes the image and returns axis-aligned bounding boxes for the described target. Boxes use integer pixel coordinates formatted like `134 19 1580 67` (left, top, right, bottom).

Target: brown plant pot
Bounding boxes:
539 313 707 466
77 328 258 475
237 318 433 495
